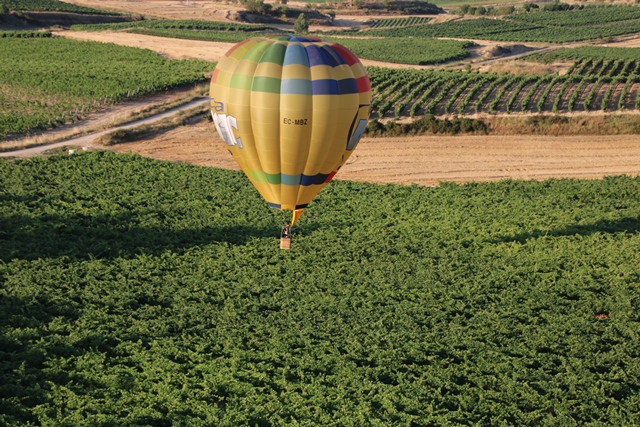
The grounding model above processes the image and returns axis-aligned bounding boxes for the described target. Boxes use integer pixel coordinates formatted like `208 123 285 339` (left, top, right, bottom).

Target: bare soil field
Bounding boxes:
63 0 242 21
54 30 236 62
103 120 640 186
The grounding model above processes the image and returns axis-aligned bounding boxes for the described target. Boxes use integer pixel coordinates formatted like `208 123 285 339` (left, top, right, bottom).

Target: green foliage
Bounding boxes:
0 4 8 14
542 0 573 11
370 16 430 28
526 46 640 63
335 37 473 65
357 13 640 43
0 37 214 138
71 19 269 32
241 0 272 15
509 5 640 26
2 152 640 425
366 64 640 117
366 113 488 135
126 28 261 43
0 0 113 14
294 13 309 34
0 30 51 38
495 5 515 15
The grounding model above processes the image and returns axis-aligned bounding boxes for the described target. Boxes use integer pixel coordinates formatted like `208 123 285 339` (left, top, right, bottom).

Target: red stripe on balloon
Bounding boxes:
356 75 371 93
330 43 359 66
325 171 337 183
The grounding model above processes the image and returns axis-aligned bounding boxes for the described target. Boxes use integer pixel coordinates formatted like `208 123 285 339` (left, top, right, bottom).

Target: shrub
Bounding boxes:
241 0 272 15
294 13 309 34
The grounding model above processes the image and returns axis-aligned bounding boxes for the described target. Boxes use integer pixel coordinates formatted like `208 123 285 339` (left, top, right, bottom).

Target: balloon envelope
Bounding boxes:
210 35 371 222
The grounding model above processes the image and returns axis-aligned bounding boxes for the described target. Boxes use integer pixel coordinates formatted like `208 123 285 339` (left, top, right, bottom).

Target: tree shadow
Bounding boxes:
490 216 640 244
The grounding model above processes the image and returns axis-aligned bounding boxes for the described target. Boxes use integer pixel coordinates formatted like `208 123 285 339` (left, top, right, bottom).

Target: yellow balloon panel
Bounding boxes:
210 36 371 211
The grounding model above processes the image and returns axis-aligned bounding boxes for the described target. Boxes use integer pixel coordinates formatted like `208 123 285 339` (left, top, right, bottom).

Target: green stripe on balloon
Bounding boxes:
252 76 281 93
259 42 287 65
229 73 253 91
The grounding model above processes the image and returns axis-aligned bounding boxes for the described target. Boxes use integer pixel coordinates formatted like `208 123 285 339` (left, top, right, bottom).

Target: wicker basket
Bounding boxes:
280 237 291 250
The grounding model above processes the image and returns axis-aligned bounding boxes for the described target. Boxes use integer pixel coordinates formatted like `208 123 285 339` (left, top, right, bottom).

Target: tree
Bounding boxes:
0 4 9 15
294 13 309 34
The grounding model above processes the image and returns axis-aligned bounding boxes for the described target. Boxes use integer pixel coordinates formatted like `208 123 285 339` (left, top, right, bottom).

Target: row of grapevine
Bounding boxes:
366 66 640 118
370 16 430 28
569 58 640 78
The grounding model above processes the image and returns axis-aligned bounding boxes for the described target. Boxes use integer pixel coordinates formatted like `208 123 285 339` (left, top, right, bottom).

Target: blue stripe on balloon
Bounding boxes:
306 45 330 67
311 79 358 95
320 45 346 66
281 78 313 95
283 44 310 67
338 78 358 94
300 173 330 186
312 79 339 95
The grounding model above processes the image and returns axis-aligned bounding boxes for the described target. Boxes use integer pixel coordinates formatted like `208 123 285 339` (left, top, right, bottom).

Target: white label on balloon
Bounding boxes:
212 112 243 149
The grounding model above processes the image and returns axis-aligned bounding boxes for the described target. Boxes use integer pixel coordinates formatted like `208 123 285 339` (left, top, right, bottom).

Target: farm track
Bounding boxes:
0 98 209 158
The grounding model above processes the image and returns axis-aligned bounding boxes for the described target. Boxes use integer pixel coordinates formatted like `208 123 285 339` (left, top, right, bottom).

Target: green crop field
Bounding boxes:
70 19 270 32
366 61 640 117
507 6 640 27
2 152 640 426
526 46 640 63
0 0 112 14
369 16 431 28
359 10 640 43
0 37 215 139
332 37 474 65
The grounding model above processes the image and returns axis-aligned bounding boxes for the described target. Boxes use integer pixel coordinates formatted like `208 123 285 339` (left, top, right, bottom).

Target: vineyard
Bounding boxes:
526 46 640 64
369 16 431 28
333 37 473 65
70 20 270 32
0 0 112 14
366 57 640 118
0 37 215 139
0 30 51 38
357 6 640 43
1 152 640 426
507 6 640 27
71 22 475 65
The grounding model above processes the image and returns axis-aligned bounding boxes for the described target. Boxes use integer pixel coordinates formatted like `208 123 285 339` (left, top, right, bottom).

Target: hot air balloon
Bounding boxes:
210 35 371 231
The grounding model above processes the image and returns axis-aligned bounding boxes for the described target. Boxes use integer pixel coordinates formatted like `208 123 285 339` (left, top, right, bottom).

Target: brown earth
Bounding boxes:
104 120 640 186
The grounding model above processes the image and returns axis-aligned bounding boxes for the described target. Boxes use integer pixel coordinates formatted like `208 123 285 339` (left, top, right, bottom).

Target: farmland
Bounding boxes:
0 36 214 139
357 6 640 43
369 16 431 28
2 152 640 426
0 0 111 14
70 22 475 65
366 54 640 118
